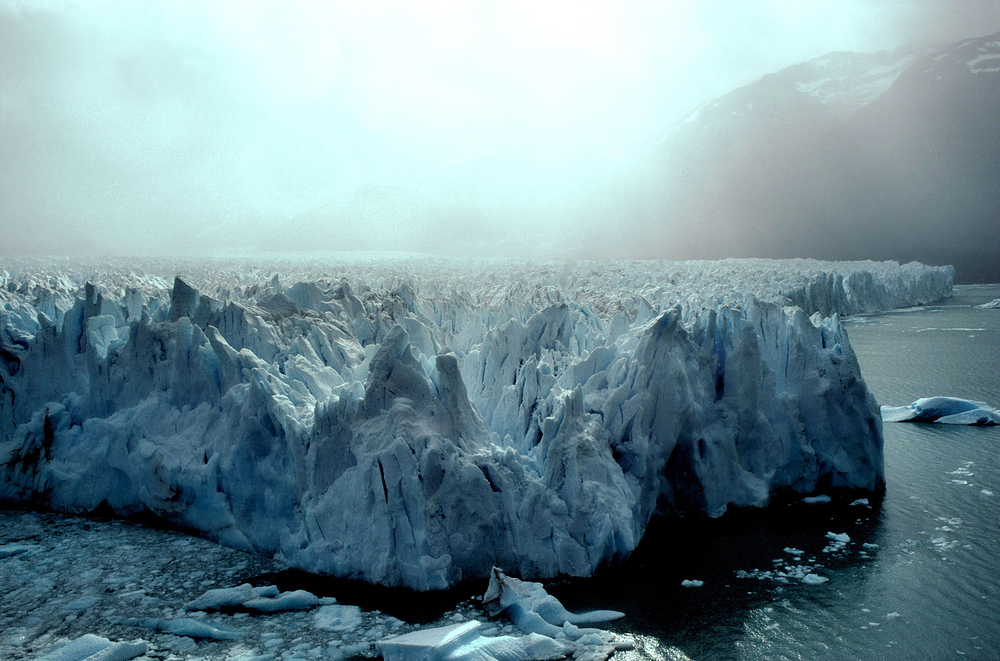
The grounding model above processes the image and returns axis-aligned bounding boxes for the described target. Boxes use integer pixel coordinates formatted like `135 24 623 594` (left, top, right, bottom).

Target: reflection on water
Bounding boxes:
617 634 694 661
551 496 890 660
552 284 1000 660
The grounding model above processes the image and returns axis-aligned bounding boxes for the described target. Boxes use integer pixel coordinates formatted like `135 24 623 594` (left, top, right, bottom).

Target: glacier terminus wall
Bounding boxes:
0 257 954 589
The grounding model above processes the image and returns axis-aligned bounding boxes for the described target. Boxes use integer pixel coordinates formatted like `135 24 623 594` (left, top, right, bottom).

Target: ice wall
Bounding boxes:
0 258 953 589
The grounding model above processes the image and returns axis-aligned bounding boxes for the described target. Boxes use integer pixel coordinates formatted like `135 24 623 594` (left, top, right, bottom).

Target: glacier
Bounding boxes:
0 257 954 590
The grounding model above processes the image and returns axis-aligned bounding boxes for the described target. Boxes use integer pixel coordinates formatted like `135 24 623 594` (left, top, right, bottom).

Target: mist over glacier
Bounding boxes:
0 257 953 589
2 1 999 279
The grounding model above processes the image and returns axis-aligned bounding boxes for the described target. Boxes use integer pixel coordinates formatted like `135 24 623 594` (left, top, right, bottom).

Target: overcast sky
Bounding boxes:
2 0 999 257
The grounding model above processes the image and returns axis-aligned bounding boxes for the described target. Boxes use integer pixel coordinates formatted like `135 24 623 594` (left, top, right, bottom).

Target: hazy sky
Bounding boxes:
2 0 999 257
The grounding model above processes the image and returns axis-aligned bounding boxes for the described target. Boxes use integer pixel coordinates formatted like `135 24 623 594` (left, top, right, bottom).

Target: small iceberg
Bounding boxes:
378 620 570 661
184 583 330 613
378 568 631 661
38 634 147 661
976 298 1000 309
881 397 1000 425
482 567 624 639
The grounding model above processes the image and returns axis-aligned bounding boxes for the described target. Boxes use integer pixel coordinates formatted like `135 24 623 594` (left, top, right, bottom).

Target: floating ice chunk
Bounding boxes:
822 531 851 554
160 635 197 653
0 543 40 558
243 589 321 613
378 620 570 661
125 616 240 640
63 595 102 611
38 634 147 661
881 397 1000 425
801 574 829 585
184 584 322 613
976 298 1000 309
228 650 276 661
680 580 704 588
184 584 279 611
483 567 623 639
802 494 832 504
850 498 870 507
783 547 804 555
315 604 364 633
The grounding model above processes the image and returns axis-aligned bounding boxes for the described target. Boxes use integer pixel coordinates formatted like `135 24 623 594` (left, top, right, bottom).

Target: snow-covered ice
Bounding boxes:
881 397 1000 425
482 567 623 640
0 257 953 589
37 634 147 661
314 605 364 634
184 584 280 611
124 617 240 640
377 621 572 661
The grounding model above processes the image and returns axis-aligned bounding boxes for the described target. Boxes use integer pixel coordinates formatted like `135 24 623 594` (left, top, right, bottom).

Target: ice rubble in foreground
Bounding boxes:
4 510 636 661
881 397 1000 425
0 257 954 589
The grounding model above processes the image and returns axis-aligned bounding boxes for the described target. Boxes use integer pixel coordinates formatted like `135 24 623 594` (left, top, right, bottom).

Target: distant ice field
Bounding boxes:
0 257 953 590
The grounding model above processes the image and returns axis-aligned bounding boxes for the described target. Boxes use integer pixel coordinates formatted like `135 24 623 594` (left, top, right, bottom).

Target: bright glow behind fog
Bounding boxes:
1 0 999 256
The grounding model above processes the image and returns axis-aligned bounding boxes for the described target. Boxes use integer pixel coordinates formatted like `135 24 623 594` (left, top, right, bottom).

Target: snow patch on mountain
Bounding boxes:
794 52 916 113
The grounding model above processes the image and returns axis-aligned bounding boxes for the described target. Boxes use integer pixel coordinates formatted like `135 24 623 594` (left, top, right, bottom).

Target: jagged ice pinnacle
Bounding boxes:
0 257 954 589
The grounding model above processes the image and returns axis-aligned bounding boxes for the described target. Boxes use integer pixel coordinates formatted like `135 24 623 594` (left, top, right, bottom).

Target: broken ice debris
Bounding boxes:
482 567 623 639
378 620 570 661
38 634 147 661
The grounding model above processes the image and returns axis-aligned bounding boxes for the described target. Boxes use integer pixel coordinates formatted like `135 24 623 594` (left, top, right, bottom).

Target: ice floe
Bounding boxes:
482 567 623 640
184 584 331 613
37 633 147 661
881 397 1000 425
378 621 571 661
1 510 641 661
374 568 636 661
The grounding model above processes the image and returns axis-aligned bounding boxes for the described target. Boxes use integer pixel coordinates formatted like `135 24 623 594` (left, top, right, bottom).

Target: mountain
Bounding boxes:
648 32 1000 283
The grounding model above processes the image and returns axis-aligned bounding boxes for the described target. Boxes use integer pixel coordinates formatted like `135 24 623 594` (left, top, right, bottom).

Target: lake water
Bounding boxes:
2 285 997 660
551 283 1000 660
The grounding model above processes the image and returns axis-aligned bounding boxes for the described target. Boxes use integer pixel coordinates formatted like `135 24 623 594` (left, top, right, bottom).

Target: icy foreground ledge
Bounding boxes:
0 258 953 589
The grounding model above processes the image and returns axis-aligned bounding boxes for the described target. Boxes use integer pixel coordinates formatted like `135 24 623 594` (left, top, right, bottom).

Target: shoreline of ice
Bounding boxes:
0 258 954 590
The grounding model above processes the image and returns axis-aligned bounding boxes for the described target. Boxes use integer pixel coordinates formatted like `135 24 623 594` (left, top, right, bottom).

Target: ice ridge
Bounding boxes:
0 258 953 589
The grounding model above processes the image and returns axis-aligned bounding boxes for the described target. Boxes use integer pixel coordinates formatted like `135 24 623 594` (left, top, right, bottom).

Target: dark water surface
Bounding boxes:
551 284 1000 660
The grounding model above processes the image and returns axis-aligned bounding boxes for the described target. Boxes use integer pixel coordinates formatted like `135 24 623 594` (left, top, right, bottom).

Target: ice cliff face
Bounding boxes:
0 257 953 589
